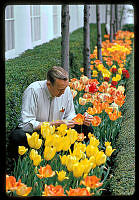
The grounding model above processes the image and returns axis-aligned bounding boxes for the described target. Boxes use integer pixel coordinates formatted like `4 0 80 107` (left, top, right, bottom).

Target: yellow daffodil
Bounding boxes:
26 132 42 149
56 170 69 182
18 146 28 156
44 146 56 161
105 145 116 157
95 151 107 166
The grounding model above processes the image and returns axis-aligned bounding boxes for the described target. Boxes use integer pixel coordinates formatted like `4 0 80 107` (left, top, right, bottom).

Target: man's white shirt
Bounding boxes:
19 80 76 132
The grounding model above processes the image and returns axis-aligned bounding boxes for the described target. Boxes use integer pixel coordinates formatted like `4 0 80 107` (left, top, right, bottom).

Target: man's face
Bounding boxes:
47 79 69 97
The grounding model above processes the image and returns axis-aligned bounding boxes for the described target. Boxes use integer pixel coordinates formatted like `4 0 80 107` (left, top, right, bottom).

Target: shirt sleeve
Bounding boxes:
63 87 76 120
20 87 40 132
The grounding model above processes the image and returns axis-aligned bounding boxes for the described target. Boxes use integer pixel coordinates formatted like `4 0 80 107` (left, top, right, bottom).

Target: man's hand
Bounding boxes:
83 112 93 126
50 120 75 129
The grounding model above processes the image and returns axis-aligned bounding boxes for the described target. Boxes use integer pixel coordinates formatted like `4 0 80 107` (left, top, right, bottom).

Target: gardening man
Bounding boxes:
9 66 93 157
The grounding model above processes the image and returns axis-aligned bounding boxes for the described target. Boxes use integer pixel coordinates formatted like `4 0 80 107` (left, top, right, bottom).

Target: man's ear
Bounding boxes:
47 80 51 87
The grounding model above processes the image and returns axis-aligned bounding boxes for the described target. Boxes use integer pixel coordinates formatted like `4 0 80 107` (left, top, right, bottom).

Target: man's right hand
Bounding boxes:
50 120 75 129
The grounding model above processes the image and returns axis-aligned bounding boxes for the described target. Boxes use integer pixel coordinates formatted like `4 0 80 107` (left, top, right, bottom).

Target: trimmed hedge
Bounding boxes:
6 24 106 135
109 45 135 195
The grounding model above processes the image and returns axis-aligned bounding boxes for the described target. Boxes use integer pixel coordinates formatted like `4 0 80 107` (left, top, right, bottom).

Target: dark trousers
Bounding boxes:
8 124 93 159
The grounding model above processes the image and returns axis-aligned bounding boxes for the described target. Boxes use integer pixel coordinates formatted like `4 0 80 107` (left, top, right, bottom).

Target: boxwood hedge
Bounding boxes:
109 46 135 195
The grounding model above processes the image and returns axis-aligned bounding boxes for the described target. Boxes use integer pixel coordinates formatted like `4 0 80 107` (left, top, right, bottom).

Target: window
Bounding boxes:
5 5 15 51
53 6 58 35
30 5 41 42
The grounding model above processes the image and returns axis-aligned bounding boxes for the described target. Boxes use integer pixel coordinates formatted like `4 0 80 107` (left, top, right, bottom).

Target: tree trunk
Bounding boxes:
119 5 125 29
115 4 118 32
83 5 91 79
96 5 102 62
61 5 69 73
110 4 114 42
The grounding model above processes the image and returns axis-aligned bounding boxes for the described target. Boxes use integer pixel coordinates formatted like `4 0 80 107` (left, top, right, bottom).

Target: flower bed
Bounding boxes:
6 30 134 196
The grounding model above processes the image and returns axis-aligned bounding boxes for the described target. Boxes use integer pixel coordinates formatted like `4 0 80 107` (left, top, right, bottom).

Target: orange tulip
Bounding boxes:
91 116 101 126
87 107 97 115
42 184 65 196
66 187 93 196
6 175 23 192
36 164 55 179
72 113 85 125
108 109 121 121
16 185 32 196
77 133 86 141
80 175 103 189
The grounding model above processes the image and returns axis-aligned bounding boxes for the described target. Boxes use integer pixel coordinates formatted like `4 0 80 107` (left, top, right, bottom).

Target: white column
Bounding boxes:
41 5 54 43
14 5 32 57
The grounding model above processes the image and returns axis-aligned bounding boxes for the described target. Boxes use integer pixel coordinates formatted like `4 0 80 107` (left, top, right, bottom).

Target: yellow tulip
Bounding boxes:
33 154 42 166
80 158 93 174
86 145 99 158
95 151 107 166
51 134 63 152
89 155 97 169
92 70 98 77
66 155 78 172
74 142 86 153
26 132 42 149
29 149 38 160
116 74 121 81
57 124 67 136
41 122 55 139
60 155 67 166
105 141 111 147
105 145 116 157
89 136 100 147
72 162 85 178
66 128 78 144
18 146 28 155
79 97 87 105
44 146 56 161
62 136 71 151
56 170 69 182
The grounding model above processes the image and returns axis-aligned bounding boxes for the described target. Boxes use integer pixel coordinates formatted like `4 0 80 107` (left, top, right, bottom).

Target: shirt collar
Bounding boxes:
45 80 54 100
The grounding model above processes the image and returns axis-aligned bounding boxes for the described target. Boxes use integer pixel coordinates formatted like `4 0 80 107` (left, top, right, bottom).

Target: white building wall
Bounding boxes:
5 4 134 60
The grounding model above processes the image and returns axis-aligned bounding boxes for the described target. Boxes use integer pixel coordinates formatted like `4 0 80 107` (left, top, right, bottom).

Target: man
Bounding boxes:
9 66 93 157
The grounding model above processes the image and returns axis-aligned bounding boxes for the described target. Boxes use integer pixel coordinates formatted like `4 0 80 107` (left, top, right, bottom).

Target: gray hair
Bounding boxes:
47 66 68 85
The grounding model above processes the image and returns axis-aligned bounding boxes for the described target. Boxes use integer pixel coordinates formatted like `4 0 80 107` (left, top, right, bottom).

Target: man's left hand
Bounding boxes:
83 112 93 126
